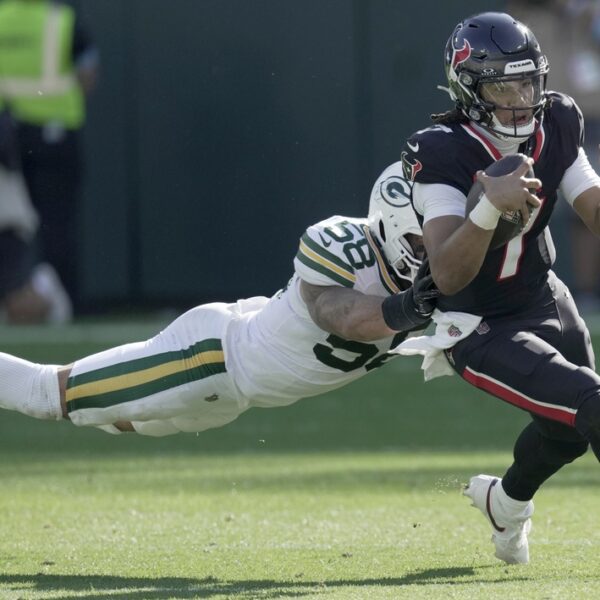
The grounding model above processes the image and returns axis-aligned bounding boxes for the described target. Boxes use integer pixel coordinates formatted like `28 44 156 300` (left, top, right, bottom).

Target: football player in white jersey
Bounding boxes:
0 164 437 437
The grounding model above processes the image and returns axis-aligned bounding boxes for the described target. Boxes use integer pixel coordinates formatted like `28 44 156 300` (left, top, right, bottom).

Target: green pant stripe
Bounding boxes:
67 361 227 413
67 338 223 389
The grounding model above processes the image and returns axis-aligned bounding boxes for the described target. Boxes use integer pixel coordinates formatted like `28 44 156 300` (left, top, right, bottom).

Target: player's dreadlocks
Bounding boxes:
430 108 468 125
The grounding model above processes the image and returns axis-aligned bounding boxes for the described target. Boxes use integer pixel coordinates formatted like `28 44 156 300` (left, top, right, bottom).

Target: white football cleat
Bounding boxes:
463 474 533 565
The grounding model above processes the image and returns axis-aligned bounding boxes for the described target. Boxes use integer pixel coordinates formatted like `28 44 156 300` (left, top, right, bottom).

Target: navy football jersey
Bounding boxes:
402 92 583 317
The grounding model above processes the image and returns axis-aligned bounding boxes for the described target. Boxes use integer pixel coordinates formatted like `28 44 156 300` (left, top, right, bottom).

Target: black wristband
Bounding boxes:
381 289 430 332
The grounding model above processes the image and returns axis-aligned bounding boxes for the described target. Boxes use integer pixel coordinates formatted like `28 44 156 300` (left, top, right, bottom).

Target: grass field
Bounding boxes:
0 322 599 599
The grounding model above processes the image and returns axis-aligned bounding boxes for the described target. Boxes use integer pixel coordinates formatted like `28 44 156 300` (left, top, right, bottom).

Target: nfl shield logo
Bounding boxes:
476 321 491 335
447 324 462 338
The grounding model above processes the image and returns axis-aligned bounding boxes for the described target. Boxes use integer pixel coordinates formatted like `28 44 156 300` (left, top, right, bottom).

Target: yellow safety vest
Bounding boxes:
0 0 84 128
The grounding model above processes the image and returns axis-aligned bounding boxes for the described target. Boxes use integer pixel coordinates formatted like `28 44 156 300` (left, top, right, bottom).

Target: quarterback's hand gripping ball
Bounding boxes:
466 154 538 250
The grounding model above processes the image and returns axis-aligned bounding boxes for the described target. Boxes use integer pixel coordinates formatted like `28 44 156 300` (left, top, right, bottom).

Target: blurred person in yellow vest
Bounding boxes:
0 0 98 313
0 108 72 323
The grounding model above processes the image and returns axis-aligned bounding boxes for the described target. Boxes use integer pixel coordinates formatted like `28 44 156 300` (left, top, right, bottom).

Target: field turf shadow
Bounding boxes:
0 568 532 599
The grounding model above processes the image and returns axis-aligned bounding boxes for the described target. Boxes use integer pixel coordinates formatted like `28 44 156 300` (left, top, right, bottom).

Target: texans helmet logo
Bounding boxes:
450 38 472 78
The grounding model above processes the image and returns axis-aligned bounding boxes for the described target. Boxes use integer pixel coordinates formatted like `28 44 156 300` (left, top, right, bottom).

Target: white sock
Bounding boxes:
0 353 62 420
496 480 534 523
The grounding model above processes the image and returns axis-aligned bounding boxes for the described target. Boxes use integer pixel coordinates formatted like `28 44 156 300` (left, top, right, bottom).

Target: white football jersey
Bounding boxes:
66 215 419 436
225 215 408 407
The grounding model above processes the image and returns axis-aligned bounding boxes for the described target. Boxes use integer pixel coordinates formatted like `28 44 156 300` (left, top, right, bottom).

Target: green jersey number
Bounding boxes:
313 332 407 373
322 222 375 271
313 220 404 372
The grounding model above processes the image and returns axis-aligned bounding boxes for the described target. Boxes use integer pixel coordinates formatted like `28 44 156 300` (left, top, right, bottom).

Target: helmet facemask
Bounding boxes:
386 229 423 286
473 72 548 138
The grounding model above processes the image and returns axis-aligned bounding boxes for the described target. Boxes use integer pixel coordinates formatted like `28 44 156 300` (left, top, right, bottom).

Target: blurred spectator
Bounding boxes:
0 109 71 324
510 0 600 312
0 0 99 312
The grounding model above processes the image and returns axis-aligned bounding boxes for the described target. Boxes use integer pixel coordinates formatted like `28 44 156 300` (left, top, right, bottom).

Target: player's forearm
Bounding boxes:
425 218 492 295
307 287 395 342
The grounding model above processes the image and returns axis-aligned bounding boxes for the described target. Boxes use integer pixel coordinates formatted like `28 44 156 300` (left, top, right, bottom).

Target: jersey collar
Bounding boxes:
461 121 546 163
461 123 516 160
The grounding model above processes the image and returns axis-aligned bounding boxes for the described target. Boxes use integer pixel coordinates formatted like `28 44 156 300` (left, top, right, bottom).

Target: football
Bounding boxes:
465 153 536 250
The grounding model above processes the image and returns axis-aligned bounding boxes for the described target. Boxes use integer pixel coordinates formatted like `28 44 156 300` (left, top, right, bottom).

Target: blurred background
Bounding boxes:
3 0 600 318
54 0 506 314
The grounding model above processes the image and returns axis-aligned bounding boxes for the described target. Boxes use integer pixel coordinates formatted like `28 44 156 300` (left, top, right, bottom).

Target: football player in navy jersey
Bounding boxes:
401 11 600 564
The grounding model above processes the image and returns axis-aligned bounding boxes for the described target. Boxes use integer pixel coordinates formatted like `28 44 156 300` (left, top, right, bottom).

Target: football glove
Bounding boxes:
381 258 439 331
412 258 439 316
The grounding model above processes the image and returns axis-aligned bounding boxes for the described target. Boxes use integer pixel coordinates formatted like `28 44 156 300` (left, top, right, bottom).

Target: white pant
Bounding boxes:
66 303 247 436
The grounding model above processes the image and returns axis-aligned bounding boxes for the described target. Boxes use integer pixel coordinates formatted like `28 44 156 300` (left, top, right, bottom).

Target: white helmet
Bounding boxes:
367 162 422 285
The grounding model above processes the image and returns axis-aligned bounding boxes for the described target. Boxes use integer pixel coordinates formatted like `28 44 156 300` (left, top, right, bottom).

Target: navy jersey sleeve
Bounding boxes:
401 124 476 196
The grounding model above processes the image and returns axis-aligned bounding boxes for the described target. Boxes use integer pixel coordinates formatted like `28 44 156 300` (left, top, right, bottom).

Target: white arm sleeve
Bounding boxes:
559 147 600 205
413 182 467 223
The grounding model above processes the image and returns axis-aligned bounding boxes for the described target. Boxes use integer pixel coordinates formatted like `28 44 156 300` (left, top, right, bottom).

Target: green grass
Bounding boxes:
0 324 599 599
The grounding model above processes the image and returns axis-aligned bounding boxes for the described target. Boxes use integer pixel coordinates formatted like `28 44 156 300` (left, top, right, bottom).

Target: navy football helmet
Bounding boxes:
444 12 549 139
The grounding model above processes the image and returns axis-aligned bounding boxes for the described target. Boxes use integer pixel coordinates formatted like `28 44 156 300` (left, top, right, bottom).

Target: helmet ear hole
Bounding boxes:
378 220 387 242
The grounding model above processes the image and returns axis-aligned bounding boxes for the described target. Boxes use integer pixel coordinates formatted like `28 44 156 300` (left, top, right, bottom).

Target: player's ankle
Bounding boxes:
25 364 62 420
0 354 62 420
494 481 533 524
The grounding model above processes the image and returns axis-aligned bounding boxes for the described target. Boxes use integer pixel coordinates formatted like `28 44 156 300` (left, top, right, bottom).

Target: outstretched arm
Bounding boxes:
300 260 438 342
301 282 396 342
